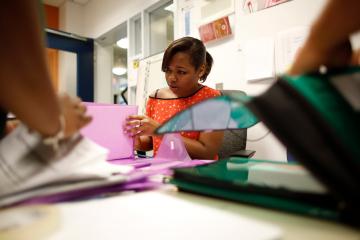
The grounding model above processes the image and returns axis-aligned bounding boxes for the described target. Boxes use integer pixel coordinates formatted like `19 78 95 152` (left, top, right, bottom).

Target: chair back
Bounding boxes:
218 90 249 159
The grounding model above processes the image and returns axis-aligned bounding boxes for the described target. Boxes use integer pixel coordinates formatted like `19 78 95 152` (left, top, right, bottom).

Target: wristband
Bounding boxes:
42 115 65 151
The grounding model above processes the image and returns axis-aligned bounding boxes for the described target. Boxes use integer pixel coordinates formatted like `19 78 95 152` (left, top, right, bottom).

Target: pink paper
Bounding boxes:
81 103 137 160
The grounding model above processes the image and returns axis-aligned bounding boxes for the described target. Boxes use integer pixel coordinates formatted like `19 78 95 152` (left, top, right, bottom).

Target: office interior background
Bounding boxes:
42 0 360 162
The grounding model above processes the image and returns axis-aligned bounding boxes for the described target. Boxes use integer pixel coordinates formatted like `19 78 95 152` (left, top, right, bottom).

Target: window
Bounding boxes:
148 1 174 56
130 14 142 57
134 17 142 55
112 23 128 104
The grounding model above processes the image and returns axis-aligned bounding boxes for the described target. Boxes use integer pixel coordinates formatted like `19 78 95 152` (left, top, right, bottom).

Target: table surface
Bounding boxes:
1 187 358 240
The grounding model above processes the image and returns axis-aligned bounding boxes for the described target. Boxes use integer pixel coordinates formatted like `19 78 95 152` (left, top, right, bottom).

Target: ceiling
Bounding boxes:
96 22 127 46
43 0 90 7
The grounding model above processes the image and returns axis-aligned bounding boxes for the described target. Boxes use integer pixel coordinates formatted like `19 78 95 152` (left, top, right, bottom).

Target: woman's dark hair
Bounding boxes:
161 37 213 82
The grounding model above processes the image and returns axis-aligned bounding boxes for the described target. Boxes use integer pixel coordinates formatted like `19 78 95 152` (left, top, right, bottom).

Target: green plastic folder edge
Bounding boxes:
283 67 360 161
170 178 339 221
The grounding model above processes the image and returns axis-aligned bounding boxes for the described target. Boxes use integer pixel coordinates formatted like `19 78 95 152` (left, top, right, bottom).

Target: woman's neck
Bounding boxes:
176 83 202 98
160 84 203 99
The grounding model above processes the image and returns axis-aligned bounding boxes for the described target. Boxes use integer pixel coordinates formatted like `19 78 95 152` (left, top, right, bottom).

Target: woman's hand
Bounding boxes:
124 115 160 137
58 93 92 138
124 115 156 151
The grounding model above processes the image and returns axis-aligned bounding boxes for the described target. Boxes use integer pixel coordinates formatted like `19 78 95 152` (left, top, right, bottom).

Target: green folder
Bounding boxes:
158 67 360 226
171 158 339 221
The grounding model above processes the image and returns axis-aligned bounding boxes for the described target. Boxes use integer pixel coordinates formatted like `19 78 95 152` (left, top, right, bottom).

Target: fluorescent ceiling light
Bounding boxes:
112 67 127 76
116 38 128 49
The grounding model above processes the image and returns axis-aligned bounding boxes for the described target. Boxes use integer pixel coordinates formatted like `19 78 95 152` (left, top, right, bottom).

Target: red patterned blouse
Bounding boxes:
146 85 221 157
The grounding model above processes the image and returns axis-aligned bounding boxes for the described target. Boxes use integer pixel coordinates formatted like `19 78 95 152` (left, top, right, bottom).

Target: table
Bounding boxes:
1 187 358 240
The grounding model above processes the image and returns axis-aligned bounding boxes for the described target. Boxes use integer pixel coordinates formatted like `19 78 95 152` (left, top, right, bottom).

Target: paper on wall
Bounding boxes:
243 37 275 82
275 26 310 74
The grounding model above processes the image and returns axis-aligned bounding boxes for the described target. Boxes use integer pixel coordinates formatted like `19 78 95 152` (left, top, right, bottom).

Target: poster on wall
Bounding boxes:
199 16 232 44
275 26 310 74
243 0 292 14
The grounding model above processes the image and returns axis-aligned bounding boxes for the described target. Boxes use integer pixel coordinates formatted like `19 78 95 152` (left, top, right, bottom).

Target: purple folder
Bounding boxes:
81 103 137 160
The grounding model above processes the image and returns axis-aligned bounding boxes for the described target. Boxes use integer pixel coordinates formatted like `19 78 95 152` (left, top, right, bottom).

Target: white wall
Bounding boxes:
200 0 327 161
59 1 85 35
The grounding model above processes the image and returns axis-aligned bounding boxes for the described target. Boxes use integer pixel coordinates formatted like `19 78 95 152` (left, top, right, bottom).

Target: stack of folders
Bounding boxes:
0 124 147 208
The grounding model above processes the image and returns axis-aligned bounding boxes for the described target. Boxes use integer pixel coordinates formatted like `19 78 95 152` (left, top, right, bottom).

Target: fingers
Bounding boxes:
126 115 144 121
124 119 143 137
78 115 92 128
59 93 92 138
74 102 87 116
75 102 92 128
72 101 91 130
124 116 158 137
125 116 144 131
125 119 142 127
124 116 152 137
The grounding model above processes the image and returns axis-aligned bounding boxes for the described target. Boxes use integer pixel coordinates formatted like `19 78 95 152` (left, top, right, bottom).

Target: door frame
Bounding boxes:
46 28 94 102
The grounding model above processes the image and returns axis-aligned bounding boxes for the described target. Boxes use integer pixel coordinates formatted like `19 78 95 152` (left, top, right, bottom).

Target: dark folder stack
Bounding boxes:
157 67 360 226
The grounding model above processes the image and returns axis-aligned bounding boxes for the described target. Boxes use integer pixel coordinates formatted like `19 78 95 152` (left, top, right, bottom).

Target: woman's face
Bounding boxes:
165 52 204 97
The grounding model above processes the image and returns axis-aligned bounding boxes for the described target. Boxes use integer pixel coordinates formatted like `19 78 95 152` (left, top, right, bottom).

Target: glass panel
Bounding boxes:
129 86 137 105
113 24 128 105
149 1 174 55
156 92 259 134
58 50 77 98
134 18 142 55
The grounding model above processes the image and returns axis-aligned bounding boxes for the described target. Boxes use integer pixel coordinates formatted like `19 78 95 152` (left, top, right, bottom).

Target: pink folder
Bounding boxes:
81 103 138 160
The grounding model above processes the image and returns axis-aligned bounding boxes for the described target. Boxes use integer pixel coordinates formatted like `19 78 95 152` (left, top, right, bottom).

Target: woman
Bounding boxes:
125 37 223 159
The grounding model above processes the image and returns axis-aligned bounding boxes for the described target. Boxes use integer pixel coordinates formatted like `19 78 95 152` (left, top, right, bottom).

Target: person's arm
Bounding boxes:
0 2 91 138
134 136 153 151
0 1 61 136
182 131 224 159
289 0 360 75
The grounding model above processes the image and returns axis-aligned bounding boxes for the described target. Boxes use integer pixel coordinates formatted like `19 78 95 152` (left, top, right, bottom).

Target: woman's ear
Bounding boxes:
198 64 206 79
